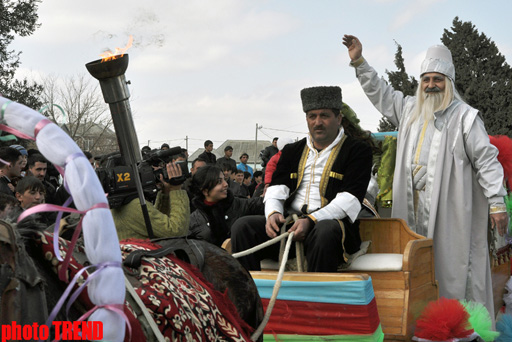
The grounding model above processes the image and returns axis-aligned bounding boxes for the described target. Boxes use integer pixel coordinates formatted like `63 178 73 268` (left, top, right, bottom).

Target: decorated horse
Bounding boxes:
0 96 264 341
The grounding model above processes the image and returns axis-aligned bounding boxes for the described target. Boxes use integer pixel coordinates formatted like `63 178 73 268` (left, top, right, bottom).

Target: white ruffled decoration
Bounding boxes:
1 97 126 342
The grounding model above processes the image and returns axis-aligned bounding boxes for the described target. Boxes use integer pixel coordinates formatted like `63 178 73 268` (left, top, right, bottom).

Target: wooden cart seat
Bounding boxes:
222 218 439 342
340 218 438 342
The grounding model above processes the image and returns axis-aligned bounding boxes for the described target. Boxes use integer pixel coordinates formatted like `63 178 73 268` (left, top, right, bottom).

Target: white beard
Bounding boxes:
409 91 445 126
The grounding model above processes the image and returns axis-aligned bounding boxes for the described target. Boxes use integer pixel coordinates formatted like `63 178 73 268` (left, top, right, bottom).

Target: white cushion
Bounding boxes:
261 240 374 271
345 253 403 271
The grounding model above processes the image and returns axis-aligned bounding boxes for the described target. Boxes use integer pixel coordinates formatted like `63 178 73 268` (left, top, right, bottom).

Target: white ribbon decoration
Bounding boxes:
0 97 125 342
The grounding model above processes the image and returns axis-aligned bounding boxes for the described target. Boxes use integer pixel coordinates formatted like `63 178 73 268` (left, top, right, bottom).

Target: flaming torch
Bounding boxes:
85 37 155 237
85 37 139 165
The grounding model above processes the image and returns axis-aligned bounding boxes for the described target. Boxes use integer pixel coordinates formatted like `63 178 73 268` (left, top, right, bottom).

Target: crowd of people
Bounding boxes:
111 35 508 325
114 140 281 243
1 34 510 327
0 144 66 223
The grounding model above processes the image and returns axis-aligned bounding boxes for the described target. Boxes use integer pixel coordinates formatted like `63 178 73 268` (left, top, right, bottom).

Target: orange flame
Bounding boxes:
100 35 133 62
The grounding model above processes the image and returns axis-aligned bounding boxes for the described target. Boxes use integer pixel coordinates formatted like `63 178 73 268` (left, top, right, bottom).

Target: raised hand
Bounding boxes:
342 34 363 62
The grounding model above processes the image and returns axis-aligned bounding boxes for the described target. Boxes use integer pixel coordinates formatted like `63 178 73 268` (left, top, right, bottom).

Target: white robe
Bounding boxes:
352 59 506 319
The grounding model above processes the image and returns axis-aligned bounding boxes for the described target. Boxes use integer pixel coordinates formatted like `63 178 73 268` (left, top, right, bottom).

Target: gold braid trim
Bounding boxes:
329 171 344 181
490 204 507 214
295 144 310 190
362 198 380 218
350 56 365 68
307 214 317 223
319 134 347 207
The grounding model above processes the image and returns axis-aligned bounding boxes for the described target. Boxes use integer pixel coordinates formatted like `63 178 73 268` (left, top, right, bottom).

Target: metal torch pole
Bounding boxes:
93 70 155 238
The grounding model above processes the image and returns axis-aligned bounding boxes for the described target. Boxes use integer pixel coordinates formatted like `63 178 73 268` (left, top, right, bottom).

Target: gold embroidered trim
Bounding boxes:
329 171 344 181
295 145 310 190
307 214 317 223
267 210 281 219
362 198 380 218
319 134 347 207
350 56 365 68
290 173 298 179
412 165 423 177
414 121 429 164
490 204 507 214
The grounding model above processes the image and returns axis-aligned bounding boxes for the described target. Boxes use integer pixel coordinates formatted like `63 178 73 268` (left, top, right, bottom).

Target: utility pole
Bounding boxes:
185 136 189 151
254 123 262 169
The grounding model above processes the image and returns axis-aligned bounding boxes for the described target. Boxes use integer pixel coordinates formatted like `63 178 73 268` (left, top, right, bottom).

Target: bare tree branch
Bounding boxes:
38 73 118 155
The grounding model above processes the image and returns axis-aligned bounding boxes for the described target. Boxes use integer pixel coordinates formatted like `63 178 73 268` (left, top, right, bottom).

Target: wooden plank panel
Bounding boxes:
492 261 510 315
360 219 402 254
384 334 407 342
250 271 369 282
374 296 405 307
377 305 406 318
410 272 434 289
374 289 407 300
380 325 404 335
357 218 434 342
367 272 406 282
370 279 406 290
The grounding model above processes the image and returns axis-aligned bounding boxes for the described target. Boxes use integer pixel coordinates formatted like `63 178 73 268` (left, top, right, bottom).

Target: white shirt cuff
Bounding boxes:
264 185 289 218
311 192 361 223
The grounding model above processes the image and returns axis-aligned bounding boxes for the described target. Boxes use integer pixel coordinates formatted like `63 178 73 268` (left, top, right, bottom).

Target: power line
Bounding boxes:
260 126 307 134
257 129 274 139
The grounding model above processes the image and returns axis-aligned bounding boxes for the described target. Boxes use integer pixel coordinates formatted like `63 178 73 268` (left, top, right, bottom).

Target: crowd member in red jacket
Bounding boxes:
253 138 294 198
264 137 293 185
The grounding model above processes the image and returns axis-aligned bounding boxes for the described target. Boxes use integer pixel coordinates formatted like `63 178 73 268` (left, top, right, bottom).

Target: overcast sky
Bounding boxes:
12 0 512 155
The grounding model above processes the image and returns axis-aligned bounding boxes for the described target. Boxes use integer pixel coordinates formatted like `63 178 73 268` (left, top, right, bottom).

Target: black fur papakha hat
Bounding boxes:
300 86 343 112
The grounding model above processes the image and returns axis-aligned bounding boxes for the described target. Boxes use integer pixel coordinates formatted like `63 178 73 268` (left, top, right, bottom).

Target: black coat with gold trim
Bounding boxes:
270 134 372 254
271 135 372 207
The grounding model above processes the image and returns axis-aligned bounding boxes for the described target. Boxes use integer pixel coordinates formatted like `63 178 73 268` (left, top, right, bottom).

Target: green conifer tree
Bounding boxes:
442 17 512 136
0 0 42 109
379 41 418 132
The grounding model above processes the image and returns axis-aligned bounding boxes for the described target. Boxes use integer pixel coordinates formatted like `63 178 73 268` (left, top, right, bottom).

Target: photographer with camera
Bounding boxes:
111 161 190 240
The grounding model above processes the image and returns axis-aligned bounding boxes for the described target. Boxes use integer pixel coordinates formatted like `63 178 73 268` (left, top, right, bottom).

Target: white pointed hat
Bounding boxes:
420 45 455 81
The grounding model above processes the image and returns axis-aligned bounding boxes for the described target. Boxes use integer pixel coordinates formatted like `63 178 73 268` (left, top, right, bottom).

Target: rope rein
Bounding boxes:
231 214 301 342
249 231 294 342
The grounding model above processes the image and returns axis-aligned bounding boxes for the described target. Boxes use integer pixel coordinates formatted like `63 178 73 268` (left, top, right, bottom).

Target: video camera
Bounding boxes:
96 146 188 208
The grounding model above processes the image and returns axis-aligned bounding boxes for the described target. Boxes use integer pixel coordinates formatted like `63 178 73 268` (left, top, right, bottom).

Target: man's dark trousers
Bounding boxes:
231 215 345 272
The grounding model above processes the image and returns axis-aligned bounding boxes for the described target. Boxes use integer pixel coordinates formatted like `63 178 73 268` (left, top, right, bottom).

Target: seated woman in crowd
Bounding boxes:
188 165 264 246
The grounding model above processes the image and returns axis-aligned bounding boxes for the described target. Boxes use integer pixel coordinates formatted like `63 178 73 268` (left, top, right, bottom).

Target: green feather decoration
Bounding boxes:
460 300 499 341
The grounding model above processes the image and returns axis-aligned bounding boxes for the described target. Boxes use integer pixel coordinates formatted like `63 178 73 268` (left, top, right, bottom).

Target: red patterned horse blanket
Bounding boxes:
36 233 253 341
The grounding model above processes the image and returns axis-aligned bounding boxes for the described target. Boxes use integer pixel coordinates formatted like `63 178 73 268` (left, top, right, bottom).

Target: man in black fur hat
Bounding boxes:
231 86 372 272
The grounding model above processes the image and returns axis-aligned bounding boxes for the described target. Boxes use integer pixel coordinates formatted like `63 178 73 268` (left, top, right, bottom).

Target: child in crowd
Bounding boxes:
15 176 45 210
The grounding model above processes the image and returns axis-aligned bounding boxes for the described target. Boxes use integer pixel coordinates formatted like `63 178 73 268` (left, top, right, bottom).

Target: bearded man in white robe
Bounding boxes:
342 34 508 321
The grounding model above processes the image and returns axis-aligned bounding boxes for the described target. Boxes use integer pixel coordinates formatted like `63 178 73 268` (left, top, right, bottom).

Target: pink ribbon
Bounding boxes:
18 201 110 281
45 262 130 342
76 304 132 342
46 261 120 325
34 118 53 138
0 99 53 140
52 152 94 262
0 124 34 140
52 196 74 262
2 100 126 341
